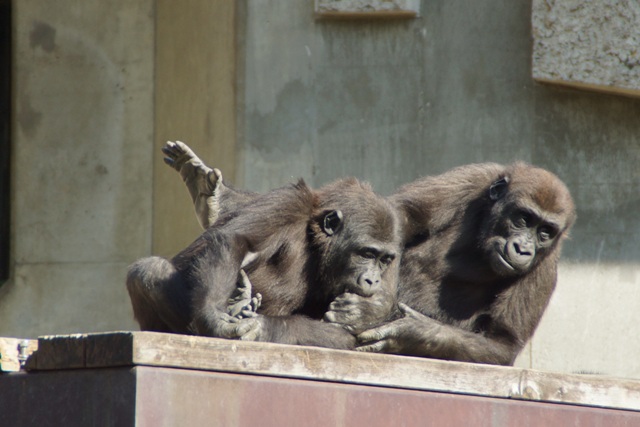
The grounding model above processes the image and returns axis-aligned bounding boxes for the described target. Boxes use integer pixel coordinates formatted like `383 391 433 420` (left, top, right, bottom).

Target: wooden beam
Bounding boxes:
27 331 640 412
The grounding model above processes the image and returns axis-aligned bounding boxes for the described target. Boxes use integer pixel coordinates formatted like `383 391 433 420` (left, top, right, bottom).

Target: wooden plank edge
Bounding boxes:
30 333 88 370
28 331 137 370
28 331 640 412
534 77 640 99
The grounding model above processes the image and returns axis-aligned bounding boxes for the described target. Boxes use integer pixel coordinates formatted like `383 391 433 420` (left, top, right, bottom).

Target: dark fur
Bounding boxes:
369 162 576 364
197 162 575 365
127 178 400 349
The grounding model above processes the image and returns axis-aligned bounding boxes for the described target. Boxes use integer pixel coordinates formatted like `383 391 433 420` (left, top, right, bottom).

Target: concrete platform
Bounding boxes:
1 331 639 426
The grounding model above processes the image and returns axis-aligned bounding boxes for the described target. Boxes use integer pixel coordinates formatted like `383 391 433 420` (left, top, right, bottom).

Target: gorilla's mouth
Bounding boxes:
496 251 516 272
344 282 375 298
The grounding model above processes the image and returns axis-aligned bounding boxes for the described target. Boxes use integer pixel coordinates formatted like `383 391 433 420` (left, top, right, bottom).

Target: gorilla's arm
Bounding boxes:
357 304 517 365
357 264 558 365
229 270 357 349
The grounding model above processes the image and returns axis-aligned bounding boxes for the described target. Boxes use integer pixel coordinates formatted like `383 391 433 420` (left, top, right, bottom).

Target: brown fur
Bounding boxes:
380 162 575 364
166 153 576 365
127 177 401 349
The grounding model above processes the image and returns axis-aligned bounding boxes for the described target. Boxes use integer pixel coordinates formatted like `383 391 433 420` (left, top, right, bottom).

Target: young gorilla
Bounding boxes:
365 163 576 364
166 141 575 365
127 164 401 349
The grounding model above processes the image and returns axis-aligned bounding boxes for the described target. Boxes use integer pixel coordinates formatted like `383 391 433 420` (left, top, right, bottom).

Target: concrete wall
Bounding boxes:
236 1 640 378
2 0 640 379
153 1 237 257
0 0 154 335
0 1 237 336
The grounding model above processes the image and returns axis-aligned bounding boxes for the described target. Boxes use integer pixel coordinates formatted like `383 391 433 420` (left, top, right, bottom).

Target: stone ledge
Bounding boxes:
314 0 420 19
20 331 640 412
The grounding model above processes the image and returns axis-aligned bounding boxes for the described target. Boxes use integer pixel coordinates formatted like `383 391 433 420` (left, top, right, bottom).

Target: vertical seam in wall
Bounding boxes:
150 0 157 255
7 0 15 285
234 0 246 187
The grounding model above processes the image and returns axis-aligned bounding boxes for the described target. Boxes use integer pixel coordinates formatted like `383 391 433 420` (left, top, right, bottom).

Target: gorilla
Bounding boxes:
127 162 400 349
162 141 575 365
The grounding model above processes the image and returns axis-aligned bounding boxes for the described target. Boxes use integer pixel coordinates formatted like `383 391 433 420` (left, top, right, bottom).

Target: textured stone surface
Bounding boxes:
532 0 640 96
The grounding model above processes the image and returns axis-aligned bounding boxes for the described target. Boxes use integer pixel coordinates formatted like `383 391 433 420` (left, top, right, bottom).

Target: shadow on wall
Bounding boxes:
0 0 11 284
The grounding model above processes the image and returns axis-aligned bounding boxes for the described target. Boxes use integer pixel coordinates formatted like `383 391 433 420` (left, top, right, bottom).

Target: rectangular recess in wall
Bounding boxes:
0 0 10 283
315 0 420 19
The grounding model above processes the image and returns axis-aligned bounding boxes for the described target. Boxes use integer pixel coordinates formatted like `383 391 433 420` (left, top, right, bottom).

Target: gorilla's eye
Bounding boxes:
538 225 557 241
381 254 395 266
360 249 377 260
514 212 531 228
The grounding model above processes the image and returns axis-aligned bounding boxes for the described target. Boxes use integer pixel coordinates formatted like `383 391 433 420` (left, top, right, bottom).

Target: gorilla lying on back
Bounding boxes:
165 141 575 365
127 168 401 349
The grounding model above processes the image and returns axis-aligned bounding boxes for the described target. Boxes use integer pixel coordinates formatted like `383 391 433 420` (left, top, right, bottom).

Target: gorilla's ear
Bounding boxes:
321 210 343 236
489 177 509 201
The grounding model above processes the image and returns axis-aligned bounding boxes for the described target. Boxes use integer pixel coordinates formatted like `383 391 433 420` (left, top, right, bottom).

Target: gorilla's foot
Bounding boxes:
163 140 223 228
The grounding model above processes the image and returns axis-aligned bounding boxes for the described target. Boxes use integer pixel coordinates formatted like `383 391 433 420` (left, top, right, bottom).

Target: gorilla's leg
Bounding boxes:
163 140 260 228
126 256 192 333
162 140 223 228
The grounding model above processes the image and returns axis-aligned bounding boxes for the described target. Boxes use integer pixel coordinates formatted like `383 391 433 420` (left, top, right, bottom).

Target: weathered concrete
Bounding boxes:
13 3 153 264
530 262 640 378
315 0 421 18
532 0 640 97
4 333 640 426
0 0 152 335
0 263 135 336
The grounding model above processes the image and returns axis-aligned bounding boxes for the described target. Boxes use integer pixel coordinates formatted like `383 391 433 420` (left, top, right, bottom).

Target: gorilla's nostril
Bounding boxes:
514 242 531 257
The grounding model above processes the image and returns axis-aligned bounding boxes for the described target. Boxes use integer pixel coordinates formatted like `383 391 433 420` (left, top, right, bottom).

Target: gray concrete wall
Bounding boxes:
0 0 151 336
1 1 237 340
236 1 640 378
